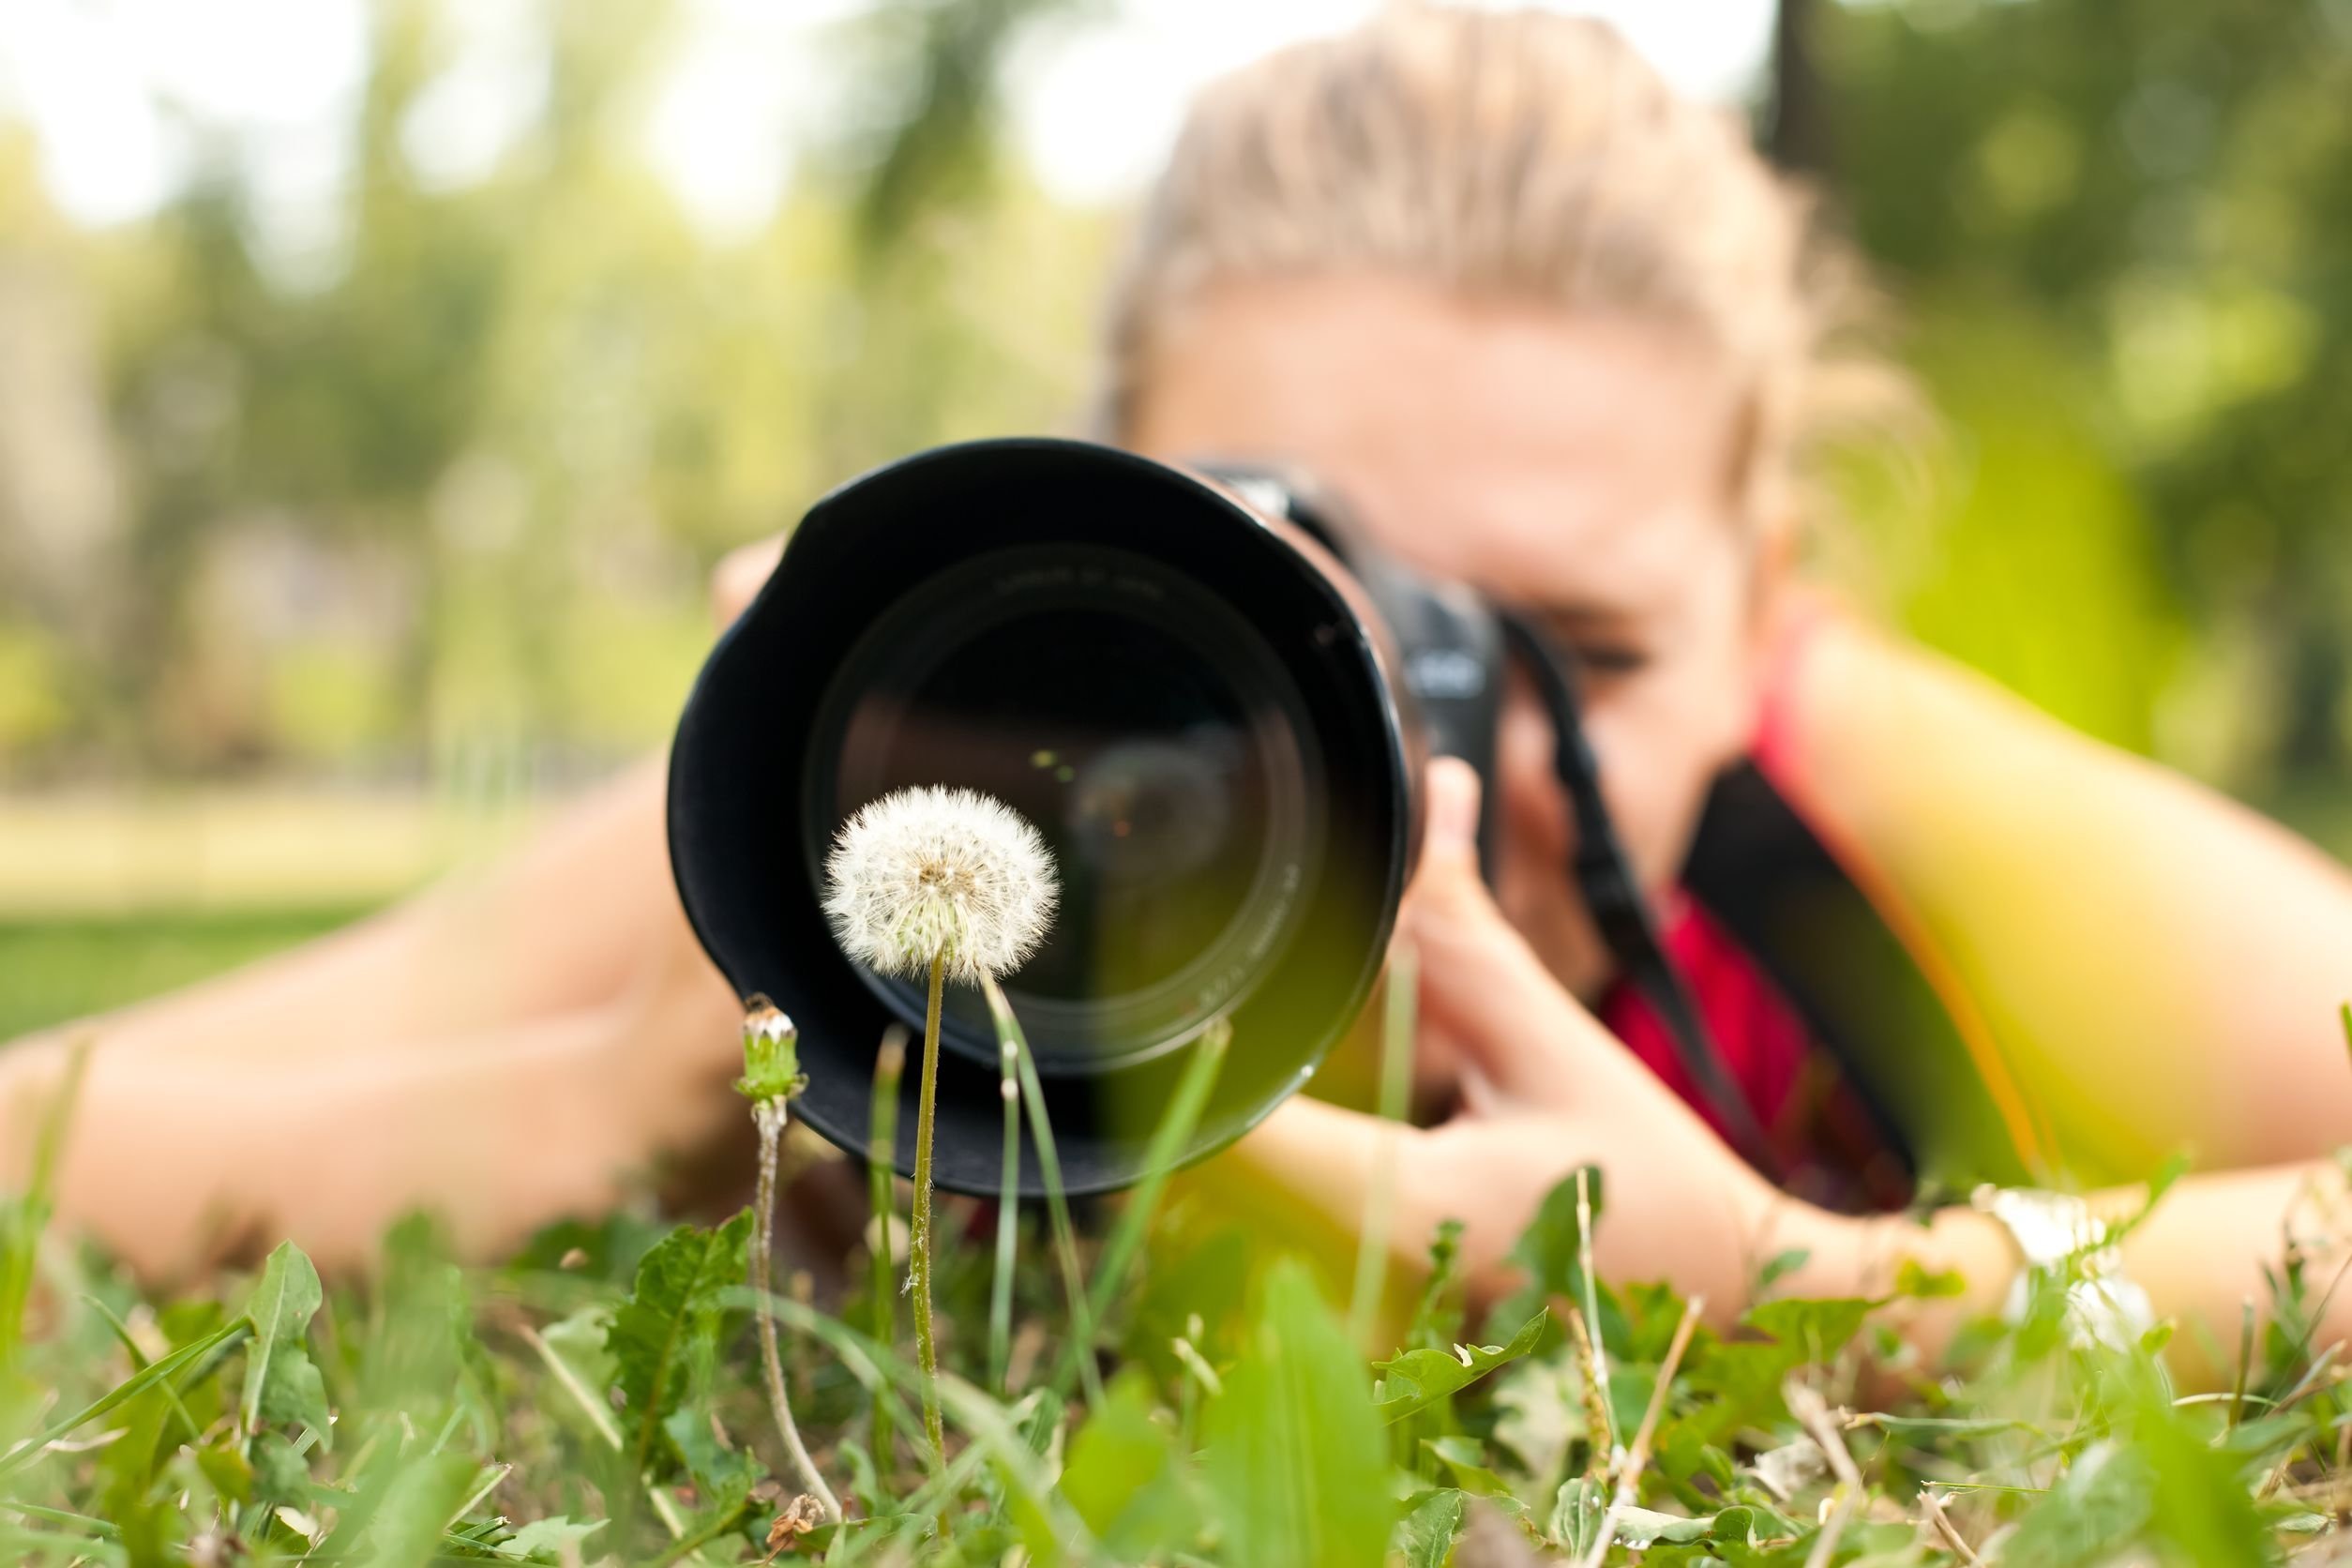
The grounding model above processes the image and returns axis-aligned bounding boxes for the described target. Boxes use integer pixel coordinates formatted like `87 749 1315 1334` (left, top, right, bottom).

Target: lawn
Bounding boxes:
2 810 2347 1564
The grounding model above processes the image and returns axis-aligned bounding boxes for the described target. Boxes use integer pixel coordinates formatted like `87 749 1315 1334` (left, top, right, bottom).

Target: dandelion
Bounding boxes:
823 786 1057 984
823 785 1058 1472
734 999 840 1524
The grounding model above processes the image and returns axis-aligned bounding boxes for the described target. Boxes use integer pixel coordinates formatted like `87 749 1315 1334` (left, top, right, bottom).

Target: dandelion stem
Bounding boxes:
1575 1295 1701 1568
1576 1166 1617 1464
867 1025 907 1469
908 947 950 1470
989 1038 1020 1395
752 1097 841 1523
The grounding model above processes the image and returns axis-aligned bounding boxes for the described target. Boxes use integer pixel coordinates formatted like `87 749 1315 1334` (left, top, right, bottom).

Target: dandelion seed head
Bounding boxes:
822 785 1059 983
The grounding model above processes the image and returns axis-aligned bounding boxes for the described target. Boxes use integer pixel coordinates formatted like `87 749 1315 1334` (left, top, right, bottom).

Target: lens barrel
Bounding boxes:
667 438 1416 1196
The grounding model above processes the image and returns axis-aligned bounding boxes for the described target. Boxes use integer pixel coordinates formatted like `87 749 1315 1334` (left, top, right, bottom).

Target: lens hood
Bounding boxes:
667 438 1414 1196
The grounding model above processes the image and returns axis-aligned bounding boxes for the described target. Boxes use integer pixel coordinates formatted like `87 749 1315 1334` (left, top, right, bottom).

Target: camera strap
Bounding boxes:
1499 614 1784 1183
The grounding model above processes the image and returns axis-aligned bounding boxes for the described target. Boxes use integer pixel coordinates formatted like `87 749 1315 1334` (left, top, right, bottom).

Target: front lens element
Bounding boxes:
807 544 1324 1068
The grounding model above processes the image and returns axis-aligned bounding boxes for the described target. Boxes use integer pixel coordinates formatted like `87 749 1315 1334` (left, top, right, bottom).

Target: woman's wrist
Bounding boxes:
1731 1176 2014 1349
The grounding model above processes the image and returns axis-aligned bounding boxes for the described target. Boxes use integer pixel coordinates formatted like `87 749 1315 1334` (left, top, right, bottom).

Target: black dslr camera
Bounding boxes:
668 437 1790 1197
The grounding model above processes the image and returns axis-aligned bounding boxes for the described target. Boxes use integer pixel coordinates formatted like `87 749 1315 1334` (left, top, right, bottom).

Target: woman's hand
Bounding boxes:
1216 758 1857 1320
711 535 786 627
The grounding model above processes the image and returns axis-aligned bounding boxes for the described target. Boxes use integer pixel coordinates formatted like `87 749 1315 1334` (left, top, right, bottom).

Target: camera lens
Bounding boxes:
667 438 1411 1197
807 544 1324 1069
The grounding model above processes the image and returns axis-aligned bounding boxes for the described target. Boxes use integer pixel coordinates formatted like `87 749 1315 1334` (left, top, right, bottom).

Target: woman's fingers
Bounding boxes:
709 534 785 628
1403 759 1613 1109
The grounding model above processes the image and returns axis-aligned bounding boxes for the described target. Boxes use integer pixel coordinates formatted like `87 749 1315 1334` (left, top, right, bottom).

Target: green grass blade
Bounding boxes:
725 1281 1092 1560
82 1293 203 1450
981 973 1104 1410
1072 1016 1233 1368
0 1501 120 1541
1349 942 1418 1346
990 1033 1019 1394
0 1037 89 1373
0 1316 251 1480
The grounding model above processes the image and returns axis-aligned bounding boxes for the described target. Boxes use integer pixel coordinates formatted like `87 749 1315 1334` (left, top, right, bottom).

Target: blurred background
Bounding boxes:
1 0 2347 1039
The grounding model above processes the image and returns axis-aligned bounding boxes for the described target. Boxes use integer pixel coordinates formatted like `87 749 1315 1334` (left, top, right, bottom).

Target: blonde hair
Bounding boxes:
1100 4 1897 523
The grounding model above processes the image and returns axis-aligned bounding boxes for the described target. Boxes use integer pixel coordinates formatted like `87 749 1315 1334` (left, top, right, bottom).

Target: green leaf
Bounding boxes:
1374 1309 1549 1423
251 1430 311 1509
2002 1441 2156 1568
1203 1259 1393 1568
1062 1369 1190 1558
1612 1505 1717 1546
327 1450 483 1565
1684 1296 1872 1438
0 1041 89 1380
661 1405 760 1496
1892 1257 1968 1299
0 1315 251 1481
1743 1295 1872 1361
1423 1435 1518 1500
1756 1248 1811 1290
493 1517 608 1561
1396 1487 1466 1568
1406 1219 1468 1352
1547 1475 1607 1554
242 1241 330 1450
1490 1352 1587 1488
1493 1168 1604 1330
605 1212 753 1482
197 1442 254 1507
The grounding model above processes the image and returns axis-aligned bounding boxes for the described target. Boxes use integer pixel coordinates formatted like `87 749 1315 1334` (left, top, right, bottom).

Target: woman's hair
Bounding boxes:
1098 3 1897 524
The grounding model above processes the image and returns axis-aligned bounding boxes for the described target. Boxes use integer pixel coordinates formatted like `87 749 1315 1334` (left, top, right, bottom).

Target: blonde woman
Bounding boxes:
8 8 2351 1378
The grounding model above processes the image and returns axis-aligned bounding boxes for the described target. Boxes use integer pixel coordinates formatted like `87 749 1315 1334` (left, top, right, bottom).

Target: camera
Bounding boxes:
667 436 1739 1196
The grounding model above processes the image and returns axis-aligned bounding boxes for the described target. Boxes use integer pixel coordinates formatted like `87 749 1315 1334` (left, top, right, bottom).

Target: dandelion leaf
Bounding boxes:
1396 1487 1466 1568
1063 1368 1190 1558
493 1516 608 1561
606 1211 753 1481
243 1241 331 1449
1374 1308 1548 1423
1493 1168 1603 1333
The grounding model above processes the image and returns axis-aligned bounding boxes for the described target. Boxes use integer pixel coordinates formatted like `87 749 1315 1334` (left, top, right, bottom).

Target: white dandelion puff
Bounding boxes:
822 785 1059 983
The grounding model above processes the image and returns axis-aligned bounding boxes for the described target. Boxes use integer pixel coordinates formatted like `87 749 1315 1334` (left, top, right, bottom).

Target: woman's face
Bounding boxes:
1127 273 1782 1002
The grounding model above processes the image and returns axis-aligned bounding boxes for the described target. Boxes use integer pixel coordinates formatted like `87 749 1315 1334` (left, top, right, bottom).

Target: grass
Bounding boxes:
2 910 2350 1563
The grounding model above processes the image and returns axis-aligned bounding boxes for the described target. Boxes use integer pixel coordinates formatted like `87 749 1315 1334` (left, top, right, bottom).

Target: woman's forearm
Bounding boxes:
2 957 745 1279
1785 1160 2352 1388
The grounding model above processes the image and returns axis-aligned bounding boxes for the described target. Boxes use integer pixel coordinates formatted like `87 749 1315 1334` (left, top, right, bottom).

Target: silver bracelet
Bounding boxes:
1970 1184 2155 1350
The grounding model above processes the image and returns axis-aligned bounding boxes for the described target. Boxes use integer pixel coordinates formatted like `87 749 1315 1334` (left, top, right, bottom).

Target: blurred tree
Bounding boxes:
0 0 1101 782
1810 0 2352 809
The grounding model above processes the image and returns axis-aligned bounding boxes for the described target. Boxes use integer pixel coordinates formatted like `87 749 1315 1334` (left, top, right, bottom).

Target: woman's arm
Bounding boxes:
1797 1156 2351 1387
0 761 748 1277
1787 617 2352 1178
0 539 790 1278
1216 761 2352 1385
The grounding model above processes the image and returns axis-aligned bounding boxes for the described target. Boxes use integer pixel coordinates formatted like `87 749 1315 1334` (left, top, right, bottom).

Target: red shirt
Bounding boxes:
1597 898 1913 1212
1593 607 1915 1213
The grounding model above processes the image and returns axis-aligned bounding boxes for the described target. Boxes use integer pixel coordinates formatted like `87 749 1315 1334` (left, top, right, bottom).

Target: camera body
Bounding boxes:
669 438 1540 1195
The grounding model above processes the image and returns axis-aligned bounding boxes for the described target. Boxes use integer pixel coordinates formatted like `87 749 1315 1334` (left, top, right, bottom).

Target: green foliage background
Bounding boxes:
0 0 2343 1106
0 0 2345 837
